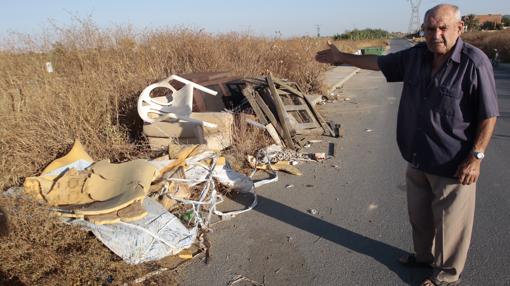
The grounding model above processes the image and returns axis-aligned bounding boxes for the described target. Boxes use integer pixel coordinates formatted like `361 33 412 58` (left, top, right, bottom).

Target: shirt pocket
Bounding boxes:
434 86 463 116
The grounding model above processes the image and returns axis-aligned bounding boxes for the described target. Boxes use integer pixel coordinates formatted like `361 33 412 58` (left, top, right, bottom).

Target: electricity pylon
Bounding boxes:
408 0 422 34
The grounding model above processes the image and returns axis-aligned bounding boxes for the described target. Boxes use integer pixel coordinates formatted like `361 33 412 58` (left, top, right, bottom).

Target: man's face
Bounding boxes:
422 9 464 55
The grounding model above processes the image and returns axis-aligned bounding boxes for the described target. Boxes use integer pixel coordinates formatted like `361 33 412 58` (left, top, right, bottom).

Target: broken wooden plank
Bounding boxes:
294 128 324 136
241 86 269 126
266 123 283 146
303 96 335 137
253 90 286 144
284 105 309 112
273 78 305 98
273 77 335 137
292 122 320 130
267 73 295 149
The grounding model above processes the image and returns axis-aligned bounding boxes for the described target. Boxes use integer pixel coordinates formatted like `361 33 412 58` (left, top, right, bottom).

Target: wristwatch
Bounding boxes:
472 151 485 160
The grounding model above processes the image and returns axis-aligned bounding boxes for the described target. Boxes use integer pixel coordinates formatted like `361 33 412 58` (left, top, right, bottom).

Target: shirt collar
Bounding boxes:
450 37 463 64
422 37 464 64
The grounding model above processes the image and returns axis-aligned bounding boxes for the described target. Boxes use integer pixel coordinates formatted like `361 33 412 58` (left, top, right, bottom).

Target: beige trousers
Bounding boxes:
406 165 476 282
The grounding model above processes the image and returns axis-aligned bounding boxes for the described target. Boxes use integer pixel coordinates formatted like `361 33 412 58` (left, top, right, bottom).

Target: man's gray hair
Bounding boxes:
424 4 462 22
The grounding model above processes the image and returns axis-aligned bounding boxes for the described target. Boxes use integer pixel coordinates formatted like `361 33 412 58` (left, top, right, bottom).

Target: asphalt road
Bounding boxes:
178 39 510 286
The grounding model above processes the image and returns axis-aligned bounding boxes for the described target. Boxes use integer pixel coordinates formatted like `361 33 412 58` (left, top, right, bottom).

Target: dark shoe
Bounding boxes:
398 253 432 268
421 277 461 286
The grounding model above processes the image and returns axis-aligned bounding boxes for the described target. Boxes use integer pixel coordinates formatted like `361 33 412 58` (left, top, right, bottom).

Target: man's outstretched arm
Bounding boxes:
315 41 380 71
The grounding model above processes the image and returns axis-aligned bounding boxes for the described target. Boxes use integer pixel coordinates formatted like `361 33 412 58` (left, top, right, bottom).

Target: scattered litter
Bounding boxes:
328 142 336 157
45 61 54 73
331 164 340 169
344 97 351 101
365 128 373 133
368 203 378 211
11 69 342 271
227 274 264 286
253 171 279 188
313 153 326 162
178 249 194 259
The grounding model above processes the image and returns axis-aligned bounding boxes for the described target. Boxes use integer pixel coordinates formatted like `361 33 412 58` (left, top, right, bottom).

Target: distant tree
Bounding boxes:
502 16 510 27
463 14 480 31
333 28 390 40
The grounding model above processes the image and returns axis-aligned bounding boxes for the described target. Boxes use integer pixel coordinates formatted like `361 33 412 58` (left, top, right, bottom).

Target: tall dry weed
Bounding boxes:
0 19 386 191
462 30 510 62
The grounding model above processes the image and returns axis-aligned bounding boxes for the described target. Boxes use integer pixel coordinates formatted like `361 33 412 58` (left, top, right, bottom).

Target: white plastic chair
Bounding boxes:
137 75 219 128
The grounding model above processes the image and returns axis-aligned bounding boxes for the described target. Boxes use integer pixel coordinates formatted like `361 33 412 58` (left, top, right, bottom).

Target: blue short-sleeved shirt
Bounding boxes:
377 38 499 178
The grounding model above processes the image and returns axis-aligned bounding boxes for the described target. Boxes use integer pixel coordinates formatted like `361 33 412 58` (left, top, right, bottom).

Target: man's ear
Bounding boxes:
458 21 465 33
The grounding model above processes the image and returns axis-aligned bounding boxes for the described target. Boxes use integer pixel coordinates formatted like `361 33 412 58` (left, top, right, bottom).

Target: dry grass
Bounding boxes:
0 19 386 191
462 30 510 62
0 195 178 285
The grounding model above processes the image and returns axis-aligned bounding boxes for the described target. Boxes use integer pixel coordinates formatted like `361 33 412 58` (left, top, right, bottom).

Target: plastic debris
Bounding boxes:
41 139 93 175
247 155 303 176
308 209 319 215
72 198 197 264
313 153 326 161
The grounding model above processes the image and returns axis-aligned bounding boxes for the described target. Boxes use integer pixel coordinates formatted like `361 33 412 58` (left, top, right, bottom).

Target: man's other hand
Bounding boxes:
315 41 343 65
455 156 481 185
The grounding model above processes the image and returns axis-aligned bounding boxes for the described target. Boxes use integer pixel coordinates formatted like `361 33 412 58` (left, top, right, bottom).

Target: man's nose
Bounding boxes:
433 28 443 39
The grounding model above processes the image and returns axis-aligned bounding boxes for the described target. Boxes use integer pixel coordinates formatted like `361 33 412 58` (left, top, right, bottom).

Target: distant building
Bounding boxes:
474 14 503 25
462 14 504 31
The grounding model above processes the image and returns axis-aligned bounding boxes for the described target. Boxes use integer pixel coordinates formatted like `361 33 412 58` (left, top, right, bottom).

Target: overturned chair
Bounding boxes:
138 74 234 150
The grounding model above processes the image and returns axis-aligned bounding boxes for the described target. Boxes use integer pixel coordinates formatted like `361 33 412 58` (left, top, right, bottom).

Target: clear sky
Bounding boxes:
1 0 509 39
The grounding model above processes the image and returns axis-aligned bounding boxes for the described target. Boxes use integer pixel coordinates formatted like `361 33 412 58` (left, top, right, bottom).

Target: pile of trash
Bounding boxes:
20 140 258 264
6 71 340 267
137 71 339 153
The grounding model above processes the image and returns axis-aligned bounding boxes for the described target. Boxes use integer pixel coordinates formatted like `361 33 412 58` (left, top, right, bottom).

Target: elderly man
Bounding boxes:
316 4 498 286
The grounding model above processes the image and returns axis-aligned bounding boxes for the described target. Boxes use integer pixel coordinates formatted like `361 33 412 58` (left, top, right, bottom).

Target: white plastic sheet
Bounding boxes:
72 198 197 264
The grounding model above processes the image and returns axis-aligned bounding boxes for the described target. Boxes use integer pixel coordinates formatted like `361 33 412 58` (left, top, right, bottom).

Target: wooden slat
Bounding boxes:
273 78 304 98
295 128 324 135
273 77 335 137
302 96 335 136
241 86 268 125
293 122 319 129
267 73 295 149
284 105 308 111
253 91 286 141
